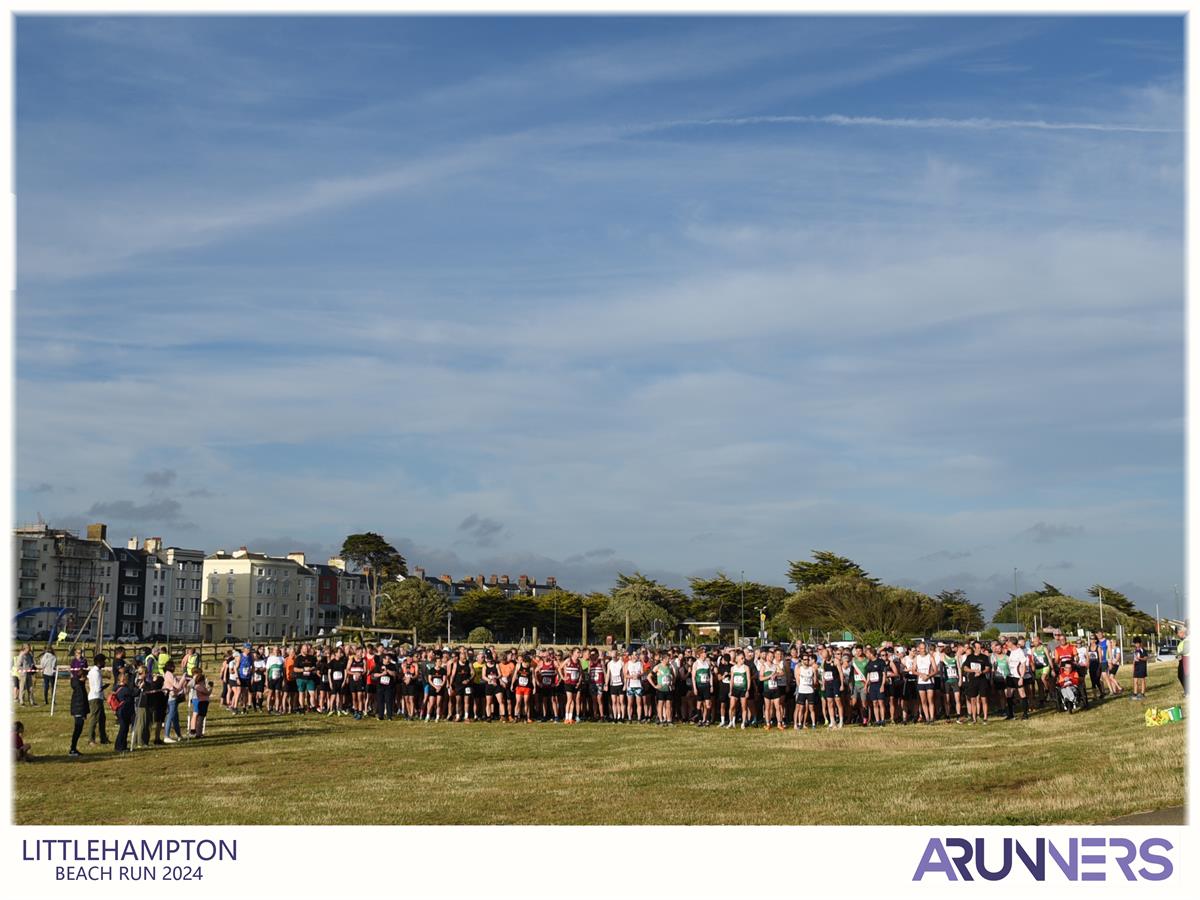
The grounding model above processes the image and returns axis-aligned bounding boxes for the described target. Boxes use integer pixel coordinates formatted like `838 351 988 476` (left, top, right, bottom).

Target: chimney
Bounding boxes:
500 575 510 585
215 549 227 556
414 567 425 579
440 574 452 584
518 574 529 588
328 557 346 571
478 574 485 586
488 574 497 586
145 537 162 554
86 523 107 542
547 576 556 588
287 552 306 566
127 536 140 550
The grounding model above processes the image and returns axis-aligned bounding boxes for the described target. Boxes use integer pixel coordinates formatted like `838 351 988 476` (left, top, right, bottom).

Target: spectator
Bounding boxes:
17 644 36 706
132 667 150 751
39 645 58 705
113 672 136 753
163 662 187 743
1178 625 1189 695
68 646 87 680
13 721 31 762
68 669 88 757
86 653 109 746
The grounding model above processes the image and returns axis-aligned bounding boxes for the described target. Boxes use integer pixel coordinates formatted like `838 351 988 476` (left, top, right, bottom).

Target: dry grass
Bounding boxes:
12 662 1186 825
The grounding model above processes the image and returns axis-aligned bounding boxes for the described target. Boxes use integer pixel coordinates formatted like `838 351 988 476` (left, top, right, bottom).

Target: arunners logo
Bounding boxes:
913 837 1173 881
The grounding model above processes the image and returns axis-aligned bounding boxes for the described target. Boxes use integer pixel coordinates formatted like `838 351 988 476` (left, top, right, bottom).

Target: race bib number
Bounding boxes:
945 666 957 678
379 676 391 685
823 671 834 681
432 678 444 688
971 663 981 673
868 671 880 683
332 671 343 681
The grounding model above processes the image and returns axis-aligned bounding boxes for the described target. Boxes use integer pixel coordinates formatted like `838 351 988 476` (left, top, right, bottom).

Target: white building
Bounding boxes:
200 547 318 644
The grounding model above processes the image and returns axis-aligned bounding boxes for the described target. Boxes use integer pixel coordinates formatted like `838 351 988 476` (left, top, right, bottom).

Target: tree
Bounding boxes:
1087 585 1154 629
935 589 985 633
784 576 941 641
340 533 407 626
993 592 1142 633
610 573 690 620
467 627 494 644
786 551 878 590
377 577 449 639
594 578 677 641
688 572 789 629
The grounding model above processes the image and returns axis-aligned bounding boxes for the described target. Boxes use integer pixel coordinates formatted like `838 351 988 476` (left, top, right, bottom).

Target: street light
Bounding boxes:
446 610 451 646
1013 568 1019 633
740 570 745 642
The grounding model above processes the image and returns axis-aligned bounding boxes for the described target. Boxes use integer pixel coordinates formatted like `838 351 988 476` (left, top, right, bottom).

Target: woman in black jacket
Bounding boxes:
113 672 137 753
68 671 88 757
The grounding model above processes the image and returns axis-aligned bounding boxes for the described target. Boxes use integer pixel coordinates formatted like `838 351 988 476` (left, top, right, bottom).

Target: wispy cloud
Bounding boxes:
643 113 1179 135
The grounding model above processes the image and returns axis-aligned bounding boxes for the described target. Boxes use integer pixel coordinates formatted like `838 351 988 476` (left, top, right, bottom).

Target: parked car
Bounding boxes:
1157 640 1179 662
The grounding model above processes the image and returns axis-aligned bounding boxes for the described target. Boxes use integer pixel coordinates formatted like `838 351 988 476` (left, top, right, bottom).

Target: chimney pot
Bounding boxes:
500 574 509 584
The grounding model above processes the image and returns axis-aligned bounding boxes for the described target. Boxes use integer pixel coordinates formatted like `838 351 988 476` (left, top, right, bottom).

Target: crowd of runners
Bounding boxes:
195 628 1176 728
26 625 1187 757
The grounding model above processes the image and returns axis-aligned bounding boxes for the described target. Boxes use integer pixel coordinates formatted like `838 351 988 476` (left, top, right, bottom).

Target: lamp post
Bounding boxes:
740 570 745 644
446 610 451 646
1013 568 1019 633
553 593 558 646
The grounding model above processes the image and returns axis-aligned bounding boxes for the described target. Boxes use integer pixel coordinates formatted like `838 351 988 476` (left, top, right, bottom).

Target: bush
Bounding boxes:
980 627 1000 641
466 627 494 644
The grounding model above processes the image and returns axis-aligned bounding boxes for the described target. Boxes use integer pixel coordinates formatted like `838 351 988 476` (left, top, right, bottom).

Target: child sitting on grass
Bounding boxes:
13 721 31 762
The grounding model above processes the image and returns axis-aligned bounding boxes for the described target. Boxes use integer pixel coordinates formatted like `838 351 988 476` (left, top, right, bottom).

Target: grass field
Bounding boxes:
12 662 1187 825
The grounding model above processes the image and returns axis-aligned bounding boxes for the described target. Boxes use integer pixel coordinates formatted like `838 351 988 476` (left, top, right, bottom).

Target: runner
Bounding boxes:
963 640 991 724
513 655 534 723
651 652 674 725
864 646 888 727
728 651 751 729
1131 637 1148 699
560 647 583 724
692 647 714 726
820 647 843 728
792 652 820 729
913 641 936 724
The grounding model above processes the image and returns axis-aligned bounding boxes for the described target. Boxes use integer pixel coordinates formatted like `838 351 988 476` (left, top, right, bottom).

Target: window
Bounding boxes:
192 579 201 590
176 598 185 612
226 578 234 595
254 623 262 636
122 602 138 616
123 584 138 596
255 602 262 616
192 599 199 613
256 581 263 595
226 622 233 635
282 604 288 616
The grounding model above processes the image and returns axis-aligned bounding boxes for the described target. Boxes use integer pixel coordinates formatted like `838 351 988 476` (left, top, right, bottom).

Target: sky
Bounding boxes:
14 15 1184 616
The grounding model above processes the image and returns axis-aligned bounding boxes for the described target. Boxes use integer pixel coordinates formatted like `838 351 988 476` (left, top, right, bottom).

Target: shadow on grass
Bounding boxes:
27 725 335 764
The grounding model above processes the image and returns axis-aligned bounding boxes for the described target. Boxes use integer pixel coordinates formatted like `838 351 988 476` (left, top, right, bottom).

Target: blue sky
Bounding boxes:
14 16 1184 614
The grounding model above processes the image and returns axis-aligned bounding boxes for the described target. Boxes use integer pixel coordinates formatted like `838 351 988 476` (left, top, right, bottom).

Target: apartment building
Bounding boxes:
13 522 115 636
136 537 205 641
200 547 318 643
